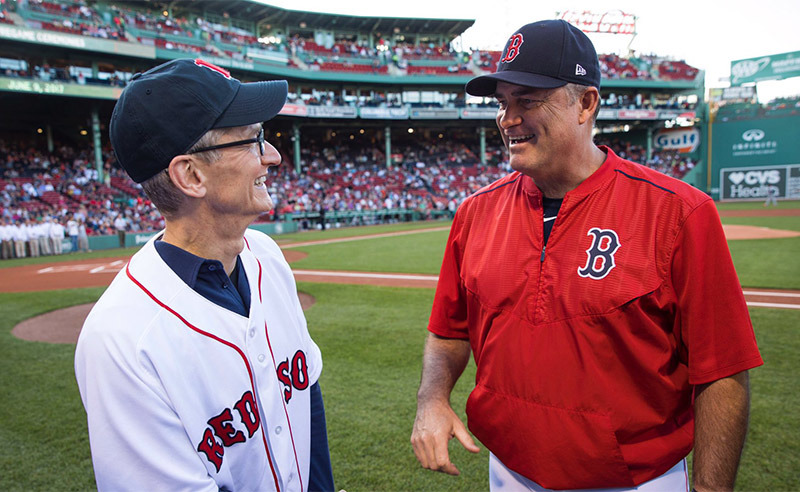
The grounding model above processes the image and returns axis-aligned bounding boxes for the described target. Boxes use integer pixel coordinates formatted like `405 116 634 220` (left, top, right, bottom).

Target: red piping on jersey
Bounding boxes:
683 459 689 492
125 260 282 491
245 237 305 492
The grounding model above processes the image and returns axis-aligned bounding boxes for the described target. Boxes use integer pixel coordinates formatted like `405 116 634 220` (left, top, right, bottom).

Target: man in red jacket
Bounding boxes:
411 19 762 491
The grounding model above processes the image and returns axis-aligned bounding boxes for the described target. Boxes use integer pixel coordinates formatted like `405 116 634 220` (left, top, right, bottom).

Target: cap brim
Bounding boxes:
465 71 567 96
214 79 288 128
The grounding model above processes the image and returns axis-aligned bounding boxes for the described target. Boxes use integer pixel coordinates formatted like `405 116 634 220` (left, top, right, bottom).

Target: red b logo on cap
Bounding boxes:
500 33 524 63
194 58 231 79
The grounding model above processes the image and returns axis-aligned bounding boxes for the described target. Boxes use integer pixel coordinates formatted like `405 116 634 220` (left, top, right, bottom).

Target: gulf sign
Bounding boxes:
653 128 700 153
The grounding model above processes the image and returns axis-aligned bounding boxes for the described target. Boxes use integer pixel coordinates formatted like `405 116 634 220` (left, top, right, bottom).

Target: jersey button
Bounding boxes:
258 354 265 362
275 426 282 435
249 328 255 337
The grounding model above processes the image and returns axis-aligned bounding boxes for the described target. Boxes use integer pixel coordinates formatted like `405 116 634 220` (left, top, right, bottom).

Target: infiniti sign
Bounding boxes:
741 129 765 142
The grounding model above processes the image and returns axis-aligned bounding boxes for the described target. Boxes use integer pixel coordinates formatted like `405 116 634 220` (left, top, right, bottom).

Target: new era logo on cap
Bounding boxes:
575 64 587 76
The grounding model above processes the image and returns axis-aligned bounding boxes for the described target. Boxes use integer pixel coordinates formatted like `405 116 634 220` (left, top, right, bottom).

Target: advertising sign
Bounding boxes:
712 116 799 165
0 24 154 58
710 115 799 197
409 108 460 119
306 106 358 118
460 108 497 119
558 10 636 35
359 107 409 119
719 164 800 201
730 50 800 85
278 104 309 117
0 76 122 99
617 109 658 120
653 128 701 153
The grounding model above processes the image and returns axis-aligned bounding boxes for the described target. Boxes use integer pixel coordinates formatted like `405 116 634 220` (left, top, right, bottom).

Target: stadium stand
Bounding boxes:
715 95 800 121
0 133 698 247
0 0 714 255
7 0 702 81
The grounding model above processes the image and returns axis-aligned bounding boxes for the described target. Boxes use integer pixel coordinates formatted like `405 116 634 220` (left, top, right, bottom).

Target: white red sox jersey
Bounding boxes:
75 229 322 491
429 147 763 489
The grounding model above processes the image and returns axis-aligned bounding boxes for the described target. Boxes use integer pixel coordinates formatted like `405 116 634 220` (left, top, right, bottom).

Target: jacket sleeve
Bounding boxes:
670 199 763 384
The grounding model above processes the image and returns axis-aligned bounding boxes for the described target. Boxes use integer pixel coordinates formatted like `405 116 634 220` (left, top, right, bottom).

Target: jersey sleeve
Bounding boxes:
670 199 763 384
428 211 470 339
75 314 218 492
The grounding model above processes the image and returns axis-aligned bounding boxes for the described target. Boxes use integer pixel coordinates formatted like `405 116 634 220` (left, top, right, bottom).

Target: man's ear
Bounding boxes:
166 154 207 198
578 87 600 125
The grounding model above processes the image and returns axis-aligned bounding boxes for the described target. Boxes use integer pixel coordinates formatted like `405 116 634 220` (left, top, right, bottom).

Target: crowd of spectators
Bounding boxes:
26 0 127 41
2 54 697 112
264 139 509 229
1 133 702 254
715 95 800 121
10 0 701 82
0 140 163 259
596 137 695 179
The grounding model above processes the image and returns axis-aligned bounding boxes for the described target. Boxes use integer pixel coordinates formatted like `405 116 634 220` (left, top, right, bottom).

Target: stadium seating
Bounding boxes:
11 0 702 81
406 65 471 76
318 62 388 74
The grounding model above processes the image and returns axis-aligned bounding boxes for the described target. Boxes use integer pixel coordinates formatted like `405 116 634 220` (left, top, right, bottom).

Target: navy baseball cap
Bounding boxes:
110 58 288 183
466 19 600 96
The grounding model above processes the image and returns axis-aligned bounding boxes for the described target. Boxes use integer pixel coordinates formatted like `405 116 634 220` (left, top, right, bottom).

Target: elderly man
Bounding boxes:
75 58 334 492
411 20 762 492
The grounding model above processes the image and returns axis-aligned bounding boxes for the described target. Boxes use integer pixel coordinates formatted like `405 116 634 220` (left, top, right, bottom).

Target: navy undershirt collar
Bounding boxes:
154 240 251 317
542 196 563 245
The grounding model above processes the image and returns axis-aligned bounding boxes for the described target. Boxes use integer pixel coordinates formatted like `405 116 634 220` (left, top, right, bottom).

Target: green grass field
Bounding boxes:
0 200 797 491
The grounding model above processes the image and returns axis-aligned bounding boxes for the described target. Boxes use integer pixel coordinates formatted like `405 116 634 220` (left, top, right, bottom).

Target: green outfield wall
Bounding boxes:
710 115 800 201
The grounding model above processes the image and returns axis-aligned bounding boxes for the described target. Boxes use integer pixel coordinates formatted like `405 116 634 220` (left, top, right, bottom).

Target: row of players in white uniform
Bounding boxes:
0 216 87 258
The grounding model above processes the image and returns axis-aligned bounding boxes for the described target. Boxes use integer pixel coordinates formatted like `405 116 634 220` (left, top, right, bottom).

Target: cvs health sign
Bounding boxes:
721 165 786 201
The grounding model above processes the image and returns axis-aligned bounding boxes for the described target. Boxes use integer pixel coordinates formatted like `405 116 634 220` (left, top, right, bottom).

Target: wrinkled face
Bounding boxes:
201 123 282 221
494 81 582 178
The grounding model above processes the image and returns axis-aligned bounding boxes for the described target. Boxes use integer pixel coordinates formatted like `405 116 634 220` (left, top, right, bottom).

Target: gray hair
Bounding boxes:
563 83 600 124
140 128 234 218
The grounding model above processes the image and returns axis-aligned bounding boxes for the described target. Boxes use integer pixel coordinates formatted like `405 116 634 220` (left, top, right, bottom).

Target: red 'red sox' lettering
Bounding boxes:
233 390 260 438
277 350 310 403
197 391 261 471
209 408 246 447
197 427 225 472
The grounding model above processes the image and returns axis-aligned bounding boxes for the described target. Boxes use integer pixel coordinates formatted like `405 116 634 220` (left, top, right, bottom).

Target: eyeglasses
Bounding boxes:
188 128 266 156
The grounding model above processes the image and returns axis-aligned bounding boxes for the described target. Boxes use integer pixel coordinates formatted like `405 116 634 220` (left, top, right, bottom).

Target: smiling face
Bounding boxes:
494 81 585 180
200 123 282 223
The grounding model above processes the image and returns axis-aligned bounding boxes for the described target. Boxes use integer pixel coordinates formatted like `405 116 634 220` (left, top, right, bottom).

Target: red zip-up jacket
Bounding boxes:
428 147 763 489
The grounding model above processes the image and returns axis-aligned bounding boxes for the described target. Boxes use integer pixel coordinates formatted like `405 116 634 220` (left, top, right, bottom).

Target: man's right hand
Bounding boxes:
410 400 480 475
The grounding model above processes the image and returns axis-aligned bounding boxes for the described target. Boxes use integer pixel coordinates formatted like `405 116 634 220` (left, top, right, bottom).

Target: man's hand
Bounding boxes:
411 400 480 475
411 333 479 475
